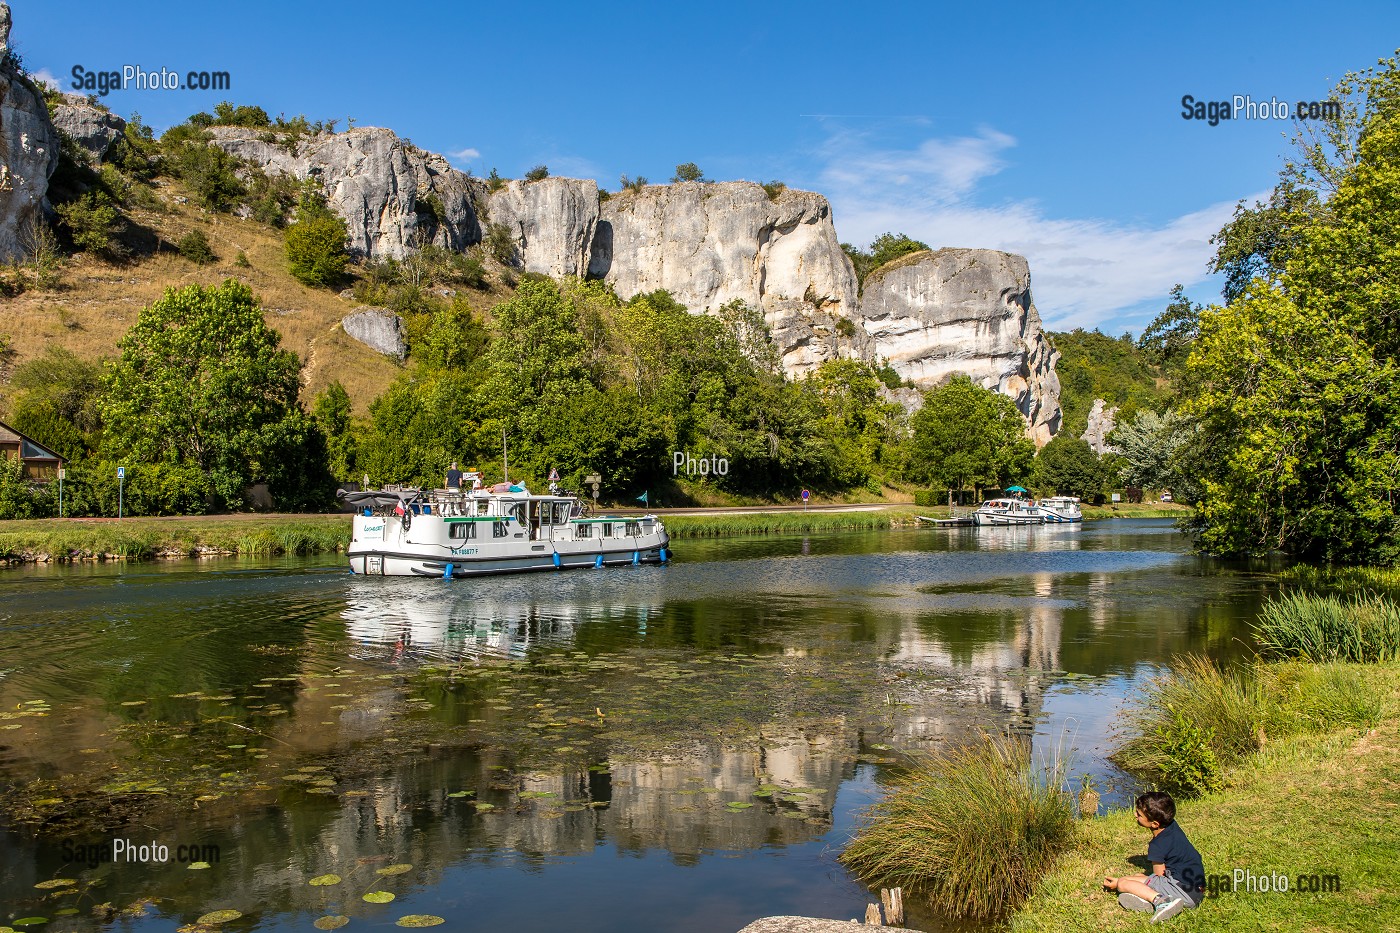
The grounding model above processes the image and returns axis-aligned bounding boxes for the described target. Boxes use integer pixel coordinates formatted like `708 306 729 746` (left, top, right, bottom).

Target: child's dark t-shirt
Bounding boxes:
1148 821 1205 899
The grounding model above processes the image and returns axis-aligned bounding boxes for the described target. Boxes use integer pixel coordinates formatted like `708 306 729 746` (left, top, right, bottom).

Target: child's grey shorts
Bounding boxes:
1148 873 1202 907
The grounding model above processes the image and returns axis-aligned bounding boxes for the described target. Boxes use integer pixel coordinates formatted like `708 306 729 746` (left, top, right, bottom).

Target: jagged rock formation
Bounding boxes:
857 249 1062 445
1081 398 1119 454
487 177 598 278
342 308 406 360
0 7 58 263
591 182 865 375
51 95 126 162
208 126 484 260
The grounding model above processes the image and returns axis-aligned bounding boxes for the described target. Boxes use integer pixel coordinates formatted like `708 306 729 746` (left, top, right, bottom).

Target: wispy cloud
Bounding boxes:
814 128 1249 332
30 68 61 91
447 147 480 165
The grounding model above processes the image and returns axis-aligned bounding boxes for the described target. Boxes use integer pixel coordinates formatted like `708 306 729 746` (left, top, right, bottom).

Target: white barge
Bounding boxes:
340 480 670 578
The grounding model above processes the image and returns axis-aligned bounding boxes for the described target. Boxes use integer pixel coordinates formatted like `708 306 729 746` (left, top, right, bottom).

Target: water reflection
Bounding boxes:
0 521 1277 933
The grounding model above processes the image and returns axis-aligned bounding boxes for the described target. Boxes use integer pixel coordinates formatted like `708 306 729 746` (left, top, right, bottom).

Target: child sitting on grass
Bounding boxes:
1103 791 1205 923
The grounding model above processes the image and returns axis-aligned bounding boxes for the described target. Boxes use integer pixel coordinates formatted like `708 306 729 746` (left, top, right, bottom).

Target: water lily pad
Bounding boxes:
195 910 243 924
395 916 445 927
308 874 342 886
313 917 349 930
726 802 754 810
362 892 395 904
376 864 412 876
33 880 76 890
188 862 213 870
11 919 47 927
446 791 473 798
473 802 496 812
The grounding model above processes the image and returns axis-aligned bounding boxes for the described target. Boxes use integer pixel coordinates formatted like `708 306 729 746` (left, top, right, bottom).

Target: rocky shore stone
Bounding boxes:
342 308 406 360
51 94 126 162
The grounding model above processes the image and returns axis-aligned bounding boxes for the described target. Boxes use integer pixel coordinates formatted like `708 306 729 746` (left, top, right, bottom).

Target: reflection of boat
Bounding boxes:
972 498 1043 526
1034 496 1083 524
340 478 670 577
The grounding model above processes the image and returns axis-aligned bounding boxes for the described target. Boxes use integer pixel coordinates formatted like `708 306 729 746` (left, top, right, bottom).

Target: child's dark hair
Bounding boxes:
1136 791 1176 826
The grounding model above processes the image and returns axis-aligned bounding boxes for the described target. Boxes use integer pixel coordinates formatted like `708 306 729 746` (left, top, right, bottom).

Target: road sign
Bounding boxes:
801 489 810 501
117 466 125 479
549 467 560 482
1111 492 1121 503
583 473 601 485
57 467 65 480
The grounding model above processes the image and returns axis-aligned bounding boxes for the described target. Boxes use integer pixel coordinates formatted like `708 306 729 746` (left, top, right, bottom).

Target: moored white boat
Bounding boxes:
340 479 670 578
971 497 1043 526
1033 496 1083 523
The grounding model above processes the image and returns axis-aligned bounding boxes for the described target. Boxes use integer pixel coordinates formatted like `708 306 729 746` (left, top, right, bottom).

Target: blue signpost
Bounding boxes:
801 488 810 510
117 465 125 519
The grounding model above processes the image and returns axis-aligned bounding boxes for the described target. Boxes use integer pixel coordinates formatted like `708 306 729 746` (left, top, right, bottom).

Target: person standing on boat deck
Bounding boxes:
446 462 463 489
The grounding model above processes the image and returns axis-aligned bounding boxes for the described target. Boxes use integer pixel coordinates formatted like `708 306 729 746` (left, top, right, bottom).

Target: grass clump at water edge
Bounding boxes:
840 733 1077 921
1254 591 1400 663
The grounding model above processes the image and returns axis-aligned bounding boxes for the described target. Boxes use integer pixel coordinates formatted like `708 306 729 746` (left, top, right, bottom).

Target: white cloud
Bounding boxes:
448 147 480 164
813 128 1254 332
30 68 61 91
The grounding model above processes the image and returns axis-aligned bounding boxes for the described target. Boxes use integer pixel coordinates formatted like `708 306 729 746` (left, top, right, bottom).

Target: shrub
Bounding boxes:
285 212 349 288
523 165 549 182
234 250 251 268
620 174 648 193
486 168 507 192
56 191 122 256
841 734 1075 920
485 222 517 266
761 179 786 201
177 229 216 264
1255 592 1400 663
672 162 705 183
166 139 245 211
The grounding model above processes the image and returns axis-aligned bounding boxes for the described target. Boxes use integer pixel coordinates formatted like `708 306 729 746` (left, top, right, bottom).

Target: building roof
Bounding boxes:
0 420 66 463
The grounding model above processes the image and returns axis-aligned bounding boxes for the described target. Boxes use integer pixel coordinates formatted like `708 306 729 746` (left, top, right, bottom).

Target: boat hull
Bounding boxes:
972 512 1042 526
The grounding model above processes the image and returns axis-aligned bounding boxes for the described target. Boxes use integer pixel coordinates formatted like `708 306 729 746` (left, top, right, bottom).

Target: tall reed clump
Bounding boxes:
1114 655 1387 797
840 734 1076 921
1255 591 1400 663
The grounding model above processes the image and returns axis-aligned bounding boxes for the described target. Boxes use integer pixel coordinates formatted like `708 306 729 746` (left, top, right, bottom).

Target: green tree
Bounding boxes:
1034 435 1104 500
1111 409 1193 493
55 191 121 256
312 381 357 482
908 376 1034 493
843 232 930 287
524 165 549 182
177 229 216 264
1138 285 1201 371
1051 328 1168 437
100 280 330 508
6 347 105 460
285 191 349 288
672 162 705 183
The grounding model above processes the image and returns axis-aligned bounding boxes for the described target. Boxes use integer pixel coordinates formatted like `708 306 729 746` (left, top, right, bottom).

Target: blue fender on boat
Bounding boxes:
552 552 562 569
595 554 604 569
659 547 667 563
632 550 640 565
443 562 454 580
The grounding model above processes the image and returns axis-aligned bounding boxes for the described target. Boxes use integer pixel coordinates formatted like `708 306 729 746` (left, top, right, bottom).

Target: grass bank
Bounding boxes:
0 514 350 562
662 508 923 538
1081 501 1192 520
1012 662 1400 932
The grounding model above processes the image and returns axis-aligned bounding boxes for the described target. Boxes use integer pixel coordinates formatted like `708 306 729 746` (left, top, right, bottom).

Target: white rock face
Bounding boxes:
590 182 864 376
487 177 598 278
0 64 58 262
208 126 485 260
1081 398 1120 454
51 94 126 162
342 308 406 360
858 249 1062 445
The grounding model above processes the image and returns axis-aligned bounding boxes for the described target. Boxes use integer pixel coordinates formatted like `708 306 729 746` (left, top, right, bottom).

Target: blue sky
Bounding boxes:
15 0 1400 334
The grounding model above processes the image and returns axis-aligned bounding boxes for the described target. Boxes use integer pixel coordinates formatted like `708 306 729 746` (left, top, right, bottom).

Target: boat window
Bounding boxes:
576 523 591 539
450 522 476 540
626 521 641 536
539 503 553 526
553 503 571 525
493 521 509 538
510 503 526 524
600 523 613 538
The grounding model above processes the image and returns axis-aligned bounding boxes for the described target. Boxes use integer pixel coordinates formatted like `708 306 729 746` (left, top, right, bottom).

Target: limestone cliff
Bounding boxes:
1081 398 1119 454
858 249 1062 445
0 41 58 261
208 126 485 260
590 182 865 375
51 95 125 162
487 177 598 278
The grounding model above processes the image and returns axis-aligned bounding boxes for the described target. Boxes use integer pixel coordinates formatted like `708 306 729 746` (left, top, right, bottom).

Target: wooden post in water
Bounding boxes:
880 887 904 926
864 903 883 926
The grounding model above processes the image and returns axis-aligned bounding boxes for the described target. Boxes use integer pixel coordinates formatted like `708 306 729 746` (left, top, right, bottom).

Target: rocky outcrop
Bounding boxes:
342 308 406 360
591 182 865 375
857 249 1062 445
207 126 485 261
0 12 58 262
51 95 126 162
487 177 598 278
1081 398 1119 454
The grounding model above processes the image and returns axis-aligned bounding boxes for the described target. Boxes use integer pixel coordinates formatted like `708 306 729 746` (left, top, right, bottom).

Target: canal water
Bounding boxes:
0 520 1282 932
